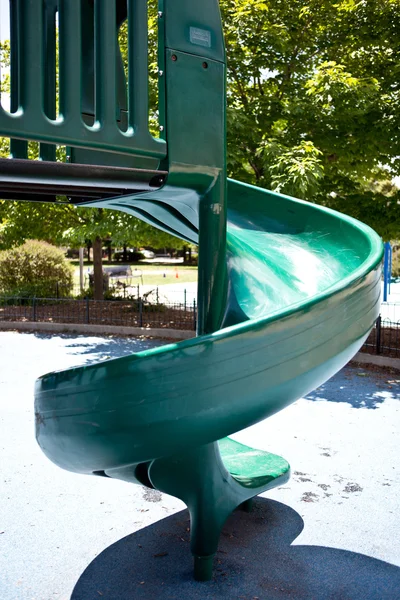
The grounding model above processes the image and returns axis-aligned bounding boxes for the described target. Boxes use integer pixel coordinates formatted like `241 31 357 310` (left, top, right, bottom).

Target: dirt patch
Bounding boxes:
343 482 363 493
143 488 162 503
318 484 330 491
301 492 319 503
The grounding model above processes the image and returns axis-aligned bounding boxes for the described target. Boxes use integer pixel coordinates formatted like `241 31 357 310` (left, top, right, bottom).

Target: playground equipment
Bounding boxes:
383 241 392 301
0 0 382 582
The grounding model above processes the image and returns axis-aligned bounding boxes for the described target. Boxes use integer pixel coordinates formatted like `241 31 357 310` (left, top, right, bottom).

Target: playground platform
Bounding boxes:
0 331 399 600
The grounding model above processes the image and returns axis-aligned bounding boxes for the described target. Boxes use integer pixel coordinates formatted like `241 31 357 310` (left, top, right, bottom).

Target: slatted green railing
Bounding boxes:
0 0 166 161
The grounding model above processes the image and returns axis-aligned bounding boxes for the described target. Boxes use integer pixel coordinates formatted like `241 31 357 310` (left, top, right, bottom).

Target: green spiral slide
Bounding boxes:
34 177 382 580
0 0 382 582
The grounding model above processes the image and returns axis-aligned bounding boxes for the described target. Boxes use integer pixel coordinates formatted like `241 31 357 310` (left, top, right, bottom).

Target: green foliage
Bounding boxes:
0 197 186 252
260 140 324 197
392 244 400 278
118 0 159 137
1 0 400 242
324 176 400 242
0 199 71 249
74 286 123 301
0 40 10 95
0 240 73 297
221 0 400 237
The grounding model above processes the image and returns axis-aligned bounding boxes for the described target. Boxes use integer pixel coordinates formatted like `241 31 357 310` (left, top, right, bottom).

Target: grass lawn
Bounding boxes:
70 261 198 288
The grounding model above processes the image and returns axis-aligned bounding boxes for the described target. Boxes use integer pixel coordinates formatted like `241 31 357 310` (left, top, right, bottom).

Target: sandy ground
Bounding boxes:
0 331 399 600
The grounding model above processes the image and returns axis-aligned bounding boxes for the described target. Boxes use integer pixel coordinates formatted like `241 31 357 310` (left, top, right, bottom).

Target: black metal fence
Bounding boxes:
26 281 182 300
362 315 400 358
19 281 197 304
0 296 197 331
1 292 400 351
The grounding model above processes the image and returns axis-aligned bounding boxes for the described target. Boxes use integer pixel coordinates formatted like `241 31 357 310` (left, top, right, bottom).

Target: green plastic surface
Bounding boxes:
219 438 290 489
35 185 382 475
34 180 382 580
1 0 383 582
0 0 164 162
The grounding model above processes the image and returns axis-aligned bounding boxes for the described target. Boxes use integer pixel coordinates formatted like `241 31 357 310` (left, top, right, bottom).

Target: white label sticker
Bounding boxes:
211 203 222 215
190 27 212 48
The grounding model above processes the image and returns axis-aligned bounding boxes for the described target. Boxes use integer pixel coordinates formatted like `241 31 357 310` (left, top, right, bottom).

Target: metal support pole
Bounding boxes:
376 315 381 355
79 247 84 291
85 297 90 324
383 242 391 302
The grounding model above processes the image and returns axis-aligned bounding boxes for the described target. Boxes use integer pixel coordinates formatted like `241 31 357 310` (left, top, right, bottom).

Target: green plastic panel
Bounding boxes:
218 437 290 489
165 50 225 169
0 0 165 160
35 184 383 472
35 181 382 580
163 0 225 62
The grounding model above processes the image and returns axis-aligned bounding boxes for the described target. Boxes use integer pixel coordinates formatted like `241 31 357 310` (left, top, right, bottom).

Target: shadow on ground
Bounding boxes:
63 338 163 363
305 367 400 409
71 498 400 600
30 332 164 363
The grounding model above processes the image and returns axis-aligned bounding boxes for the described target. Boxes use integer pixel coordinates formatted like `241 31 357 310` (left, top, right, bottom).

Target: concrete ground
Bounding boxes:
0 331 399 600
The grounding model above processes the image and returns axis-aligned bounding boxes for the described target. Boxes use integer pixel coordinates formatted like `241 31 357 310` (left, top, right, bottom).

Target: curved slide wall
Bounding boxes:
34 180 382 474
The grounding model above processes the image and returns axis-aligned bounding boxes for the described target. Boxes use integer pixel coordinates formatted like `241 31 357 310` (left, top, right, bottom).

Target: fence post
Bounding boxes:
193 299 196 331
79 247 84 292
137 284 140 299
32 296 37 322
156 286 159 305
376 315 381 355
85 297 90 324
139 298 143 327
184 288 187 311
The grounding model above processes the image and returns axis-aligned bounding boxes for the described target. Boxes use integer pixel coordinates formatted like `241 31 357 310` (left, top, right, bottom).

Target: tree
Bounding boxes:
0 199 187 298
2 0 400 256
221 0 400 238
0 29 187 299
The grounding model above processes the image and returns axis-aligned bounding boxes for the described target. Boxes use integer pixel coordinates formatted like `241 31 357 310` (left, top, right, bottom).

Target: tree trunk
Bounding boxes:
183 245 192 264
123 245 127 262
86 242 91 263
107 245 112 262
92 236 104 301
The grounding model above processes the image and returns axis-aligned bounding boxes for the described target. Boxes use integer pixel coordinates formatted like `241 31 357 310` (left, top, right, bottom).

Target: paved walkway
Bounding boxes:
0 331 399 599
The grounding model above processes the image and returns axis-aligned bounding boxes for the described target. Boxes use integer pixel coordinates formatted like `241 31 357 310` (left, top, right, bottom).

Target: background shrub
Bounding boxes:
0 240 74 297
